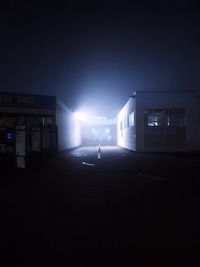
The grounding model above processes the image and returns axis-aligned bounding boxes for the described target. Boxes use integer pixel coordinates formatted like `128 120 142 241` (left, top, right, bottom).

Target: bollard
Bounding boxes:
98 144 101 159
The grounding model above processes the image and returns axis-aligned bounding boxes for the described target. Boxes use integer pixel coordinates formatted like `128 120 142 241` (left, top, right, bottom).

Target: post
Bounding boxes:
98 144 101 159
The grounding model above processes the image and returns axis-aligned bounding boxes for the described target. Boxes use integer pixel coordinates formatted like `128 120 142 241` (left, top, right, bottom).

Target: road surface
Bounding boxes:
1 146 200 266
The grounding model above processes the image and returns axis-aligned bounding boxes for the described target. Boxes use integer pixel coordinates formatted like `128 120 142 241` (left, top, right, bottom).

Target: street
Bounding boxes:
1 146 200 266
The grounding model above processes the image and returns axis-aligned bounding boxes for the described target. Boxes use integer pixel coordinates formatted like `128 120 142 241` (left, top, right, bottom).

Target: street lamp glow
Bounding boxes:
74 112 88 122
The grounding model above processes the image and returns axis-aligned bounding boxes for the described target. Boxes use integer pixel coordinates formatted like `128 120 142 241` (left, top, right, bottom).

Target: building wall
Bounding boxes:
117 96 136 150
56 103 81 152
118 91 200 152
136 91 200 152
186 94 200 151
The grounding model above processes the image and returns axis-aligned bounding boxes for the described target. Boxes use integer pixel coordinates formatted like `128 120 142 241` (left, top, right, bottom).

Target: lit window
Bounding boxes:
126 116 129 128
147 115 160 126
129 112 135 127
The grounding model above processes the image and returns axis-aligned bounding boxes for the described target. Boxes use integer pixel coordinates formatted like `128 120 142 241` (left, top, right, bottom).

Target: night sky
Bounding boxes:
1 1 200 116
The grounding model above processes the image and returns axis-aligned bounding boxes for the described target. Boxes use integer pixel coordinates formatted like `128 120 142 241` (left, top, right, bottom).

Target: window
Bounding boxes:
167 110 185 126
146 114 163 126
127 116 129 128
128 112 135 127
144 109 185 127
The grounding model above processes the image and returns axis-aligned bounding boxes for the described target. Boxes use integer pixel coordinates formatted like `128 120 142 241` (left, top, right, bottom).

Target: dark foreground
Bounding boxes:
1 146 200 266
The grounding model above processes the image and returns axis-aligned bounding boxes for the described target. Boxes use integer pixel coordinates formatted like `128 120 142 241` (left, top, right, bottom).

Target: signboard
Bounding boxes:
16 131 26 156
0 93 56 107
15 126 26 168
16 156 25 169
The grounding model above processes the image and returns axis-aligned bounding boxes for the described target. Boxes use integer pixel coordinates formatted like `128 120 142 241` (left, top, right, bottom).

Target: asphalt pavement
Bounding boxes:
1 146 200 266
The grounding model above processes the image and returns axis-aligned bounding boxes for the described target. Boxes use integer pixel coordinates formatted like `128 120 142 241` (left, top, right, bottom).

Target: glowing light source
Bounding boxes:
74 112 88 122
105 128 110 133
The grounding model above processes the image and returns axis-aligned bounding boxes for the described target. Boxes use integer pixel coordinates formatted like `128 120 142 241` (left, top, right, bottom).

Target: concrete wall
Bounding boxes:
56 102 81 152
117 96 136 150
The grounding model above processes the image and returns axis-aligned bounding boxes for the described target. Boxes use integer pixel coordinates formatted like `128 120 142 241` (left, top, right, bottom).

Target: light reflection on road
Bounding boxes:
70 146 128 157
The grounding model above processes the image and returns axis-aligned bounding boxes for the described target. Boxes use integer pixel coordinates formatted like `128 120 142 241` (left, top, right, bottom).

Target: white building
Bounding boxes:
117 90 200 152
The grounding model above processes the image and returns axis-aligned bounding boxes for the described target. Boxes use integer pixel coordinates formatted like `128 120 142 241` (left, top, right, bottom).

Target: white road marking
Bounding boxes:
82 162 95 167
138 173 166 181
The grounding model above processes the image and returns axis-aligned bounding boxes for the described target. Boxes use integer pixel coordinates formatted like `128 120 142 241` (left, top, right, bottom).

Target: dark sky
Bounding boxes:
1 1 200 116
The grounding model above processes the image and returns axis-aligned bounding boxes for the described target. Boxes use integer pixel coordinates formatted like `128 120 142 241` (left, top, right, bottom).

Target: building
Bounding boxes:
117 90 200 152
0 93 81 168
